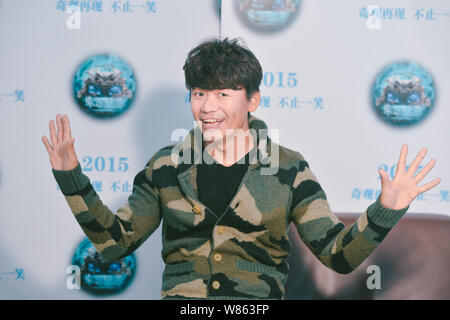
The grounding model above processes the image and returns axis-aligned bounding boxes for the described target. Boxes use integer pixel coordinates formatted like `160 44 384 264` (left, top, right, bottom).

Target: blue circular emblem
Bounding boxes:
236 0 300 32
72 54 136 118
372 62 435 126
71 238 137 295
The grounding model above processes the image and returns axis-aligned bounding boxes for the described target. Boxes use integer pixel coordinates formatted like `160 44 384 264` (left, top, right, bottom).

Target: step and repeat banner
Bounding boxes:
222 0 449 216
0 0 219 299
0 0 448 299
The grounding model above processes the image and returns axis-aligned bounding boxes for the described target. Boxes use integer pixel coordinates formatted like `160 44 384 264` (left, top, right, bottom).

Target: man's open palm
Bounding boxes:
379 144 441 210
42 113 79 171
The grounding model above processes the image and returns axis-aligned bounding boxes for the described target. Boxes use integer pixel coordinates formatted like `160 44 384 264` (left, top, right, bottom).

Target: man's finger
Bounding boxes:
395 144 408 176
62 114 72 141
417 177 441 194
42 136 53 155
407 147 427 178
49 119 58 146
56 113 63 142
378 169 390 187
414 158 436 183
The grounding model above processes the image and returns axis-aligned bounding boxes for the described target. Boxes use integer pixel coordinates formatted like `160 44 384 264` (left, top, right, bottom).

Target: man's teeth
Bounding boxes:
203 119 223 123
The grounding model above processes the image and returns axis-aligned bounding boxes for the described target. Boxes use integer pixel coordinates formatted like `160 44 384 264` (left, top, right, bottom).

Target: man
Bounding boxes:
42 38 440 299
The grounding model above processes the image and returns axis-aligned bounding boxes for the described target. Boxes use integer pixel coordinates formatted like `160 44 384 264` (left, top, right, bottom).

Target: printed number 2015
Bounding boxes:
378 163 423 180
82 156 129 172
263 72 298 88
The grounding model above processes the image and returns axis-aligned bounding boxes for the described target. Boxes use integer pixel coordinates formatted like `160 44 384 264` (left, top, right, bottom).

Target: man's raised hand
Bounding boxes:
42 114 79 171
378 144 441 210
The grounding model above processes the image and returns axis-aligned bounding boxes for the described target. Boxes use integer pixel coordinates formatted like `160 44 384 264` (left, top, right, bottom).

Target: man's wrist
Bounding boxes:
52 163 90 195
367 195 410 228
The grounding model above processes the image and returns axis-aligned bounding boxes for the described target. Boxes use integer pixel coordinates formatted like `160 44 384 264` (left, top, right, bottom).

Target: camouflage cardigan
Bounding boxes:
52 114 409 299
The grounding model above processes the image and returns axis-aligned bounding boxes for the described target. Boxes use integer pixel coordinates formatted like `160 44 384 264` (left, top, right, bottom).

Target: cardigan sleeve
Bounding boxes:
52 155 162 262
289 154 409 274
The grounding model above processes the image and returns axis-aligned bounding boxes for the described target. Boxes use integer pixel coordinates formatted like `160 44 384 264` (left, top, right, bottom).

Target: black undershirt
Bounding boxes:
197 149 250 216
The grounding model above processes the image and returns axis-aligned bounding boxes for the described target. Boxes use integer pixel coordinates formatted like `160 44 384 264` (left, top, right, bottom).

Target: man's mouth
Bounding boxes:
201 118 225 129
202 119 224 123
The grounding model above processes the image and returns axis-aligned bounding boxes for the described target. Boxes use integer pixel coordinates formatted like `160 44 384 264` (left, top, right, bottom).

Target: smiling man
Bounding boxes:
184 38 262 167
43 38 441 300
191 87 258 166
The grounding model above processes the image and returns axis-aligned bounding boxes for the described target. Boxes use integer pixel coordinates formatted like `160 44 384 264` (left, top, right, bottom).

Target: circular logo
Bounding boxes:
372 62 435 126
72 54 136 118
71 238 137 295
236 0 300 32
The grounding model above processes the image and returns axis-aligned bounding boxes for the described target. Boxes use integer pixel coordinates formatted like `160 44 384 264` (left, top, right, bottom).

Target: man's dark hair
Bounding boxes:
183 38 263 101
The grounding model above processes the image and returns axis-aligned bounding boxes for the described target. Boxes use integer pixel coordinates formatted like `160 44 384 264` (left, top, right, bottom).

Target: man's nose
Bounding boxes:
201 93 219 113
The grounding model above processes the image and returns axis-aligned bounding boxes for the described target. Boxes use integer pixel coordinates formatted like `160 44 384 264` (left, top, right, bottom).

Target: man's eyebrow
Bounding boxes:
222 87 243 91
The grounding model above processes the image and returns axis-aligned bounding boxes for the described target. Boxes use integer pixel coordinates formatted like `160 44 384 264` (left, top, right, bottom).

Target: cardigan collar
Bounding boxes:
173 113 274 174
173 113 276 203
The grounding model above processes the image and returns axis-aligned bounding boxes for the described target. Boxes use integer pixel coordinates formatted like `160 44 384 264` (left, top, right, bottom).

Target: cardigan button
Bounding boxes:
192 205 201 214
213 253 222 262
212 280 220 290
217 226 226 234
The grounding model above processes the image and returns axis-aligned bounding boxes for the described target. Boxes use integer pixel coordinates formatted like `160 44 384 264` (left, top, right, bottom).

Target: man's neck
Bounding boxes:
203 129 254 167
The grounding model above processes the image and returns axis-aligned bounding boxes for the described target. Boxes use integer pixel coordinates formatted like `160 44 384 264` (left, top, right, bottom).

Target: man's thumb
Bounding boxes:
378 169 389 187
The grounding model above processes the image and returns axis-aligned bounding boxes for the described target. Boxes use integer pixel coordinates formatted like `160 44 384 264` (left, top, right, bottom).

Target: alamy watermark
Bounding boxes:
170 125 280 175
366 5 382 30
366 264 381 290
66 5 81 30
66 265 80 290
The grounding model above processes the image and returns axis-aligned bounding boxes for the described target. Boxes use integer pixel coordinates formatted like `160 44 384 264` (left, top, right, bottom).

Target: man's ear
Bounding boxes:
248 91 260 113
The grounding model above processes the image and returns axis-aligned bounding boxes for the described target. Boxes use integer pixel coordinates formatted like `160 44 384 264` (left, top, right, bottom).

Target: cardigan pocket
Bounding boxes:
235 259 279 276
161 261 198 293
235 259 286 299
163 261 196 276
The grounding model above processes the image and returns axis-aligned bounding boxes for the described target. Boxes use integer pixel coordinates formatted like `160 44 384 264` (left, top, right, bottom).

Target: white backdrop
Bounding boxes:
222 0 449 216
0 0 448 300
0 0 219 299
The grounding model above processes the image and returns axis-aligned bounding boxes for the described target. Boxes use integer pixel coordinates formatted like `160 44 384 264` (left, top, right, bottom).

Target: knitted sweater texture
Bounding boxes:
52 114 409 299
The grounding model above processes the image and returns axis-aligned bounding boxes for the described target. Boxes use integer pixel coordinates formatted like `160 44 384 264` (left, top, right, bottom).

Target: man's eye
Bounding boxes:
193 92 204 97
219 93 228 97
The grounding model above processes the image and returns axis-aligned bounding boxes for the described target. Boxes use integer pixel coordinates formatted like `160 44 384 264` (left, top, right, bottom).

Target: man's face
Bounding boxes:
190 87 260 142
